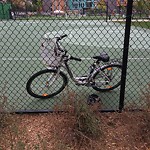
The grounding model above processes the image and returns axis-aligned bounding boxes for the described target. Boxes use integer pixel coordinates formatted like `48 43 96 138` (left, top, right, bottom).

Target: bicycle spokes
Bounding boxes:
30 71 64 97
94 65 121 90
46 73 57 87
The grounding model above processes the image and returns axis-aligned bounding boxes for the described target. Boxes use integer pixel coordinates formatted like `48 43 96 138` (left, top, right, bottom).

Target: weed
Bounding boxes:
74 100 101 138
0 82 9 128
16 141 26 150
53 90 102 149
141 83 150 110
37 134 47 150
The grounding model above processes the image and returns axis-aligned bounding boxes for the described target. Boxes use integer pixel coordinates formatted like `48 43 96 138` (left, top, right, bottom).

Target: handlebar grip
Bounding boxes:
56 34 67 41
70 56 82 61
60 34 67 39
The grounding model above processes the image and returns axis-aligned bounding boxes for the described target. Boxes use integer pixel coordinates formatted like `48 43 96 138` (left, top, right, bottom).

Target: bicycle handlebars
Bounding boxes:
70 56 82 61
56 35 82 62
56 34 68 41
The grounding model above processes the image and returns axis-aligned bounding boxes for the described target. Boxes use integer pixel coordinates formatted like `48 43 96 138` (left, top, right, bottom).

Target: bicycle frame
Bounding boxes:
47 55 111 87
64 60 92 85
46 35 118 86
26 35 122 99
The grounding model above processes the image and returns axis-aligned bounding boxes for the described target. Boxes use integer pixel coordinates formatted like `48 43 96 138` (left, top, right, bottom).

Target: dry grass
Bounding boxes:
0 82 7 127
141 83 150 110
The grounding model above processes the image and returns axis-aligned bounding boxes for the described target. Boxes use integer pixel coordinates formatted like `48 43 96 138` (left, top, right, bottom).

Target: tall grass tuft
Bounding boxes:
0 82 8 128
74 98 101 139
54 90 102 149
141 83 150 110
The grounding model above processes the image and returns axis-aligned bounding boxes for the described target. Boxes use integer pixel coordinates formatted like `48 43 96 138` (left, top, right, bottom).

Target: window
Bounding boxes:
72 2 79 9
86 0 92 8
80 2 85 8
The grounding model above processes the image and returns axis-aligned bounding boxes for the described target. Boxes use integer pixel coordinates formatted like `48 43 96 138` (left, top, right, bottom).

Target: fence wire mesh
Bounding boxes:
0 0 150 112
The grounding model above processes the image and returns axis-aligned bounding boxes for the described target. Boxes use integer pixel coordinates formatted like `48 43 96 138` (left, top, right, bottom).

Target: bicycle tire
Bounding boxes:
26 69 68 99
92 64 122 92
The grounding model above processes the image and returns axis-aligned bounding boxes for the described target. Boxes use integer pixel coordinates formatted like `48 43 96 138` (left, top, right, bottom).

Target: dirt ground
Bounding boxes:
0 110 150 150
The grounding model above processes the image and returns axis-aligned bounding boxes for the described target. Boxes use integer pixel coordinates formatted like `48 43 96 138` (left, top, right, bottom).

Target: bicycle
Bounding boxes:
26 34 122 99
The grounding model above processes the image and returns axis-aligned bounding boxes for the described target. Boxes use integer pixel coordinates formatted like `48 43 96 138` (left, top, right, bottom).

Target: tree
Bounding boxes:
36 0 42 13
11 0 26 10
97 0 106 12
133 0 150 17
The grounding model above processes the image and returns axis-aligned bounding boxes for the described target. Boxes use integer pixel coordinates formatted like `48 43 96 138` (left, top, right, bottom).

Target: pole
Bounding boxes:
119 0 133 112
106 1 108 22
2 3 4 19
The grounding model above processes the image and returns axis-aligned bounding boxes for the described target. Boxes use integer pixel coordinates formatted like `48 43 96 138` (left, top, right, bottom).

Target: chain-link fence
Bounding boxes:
0 0 150 113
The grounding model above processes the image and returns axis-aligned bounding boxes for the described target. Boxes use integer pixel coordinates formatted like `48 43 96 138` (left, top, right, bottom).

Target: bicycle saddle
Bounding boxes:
93 52 110 62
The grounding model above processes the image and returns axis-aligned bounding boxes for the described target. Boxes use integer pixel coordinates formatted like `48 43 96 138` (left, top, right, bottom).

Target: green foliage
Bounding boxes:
36 0 42 13
132 22 150 29
133 0 150 16
97 0 106 11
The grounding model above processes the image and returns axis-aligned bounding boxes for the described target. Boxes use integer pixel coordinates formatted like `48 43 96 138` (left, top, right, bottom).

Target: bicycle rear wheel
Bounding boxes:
92 64 122 91
26 69 68 99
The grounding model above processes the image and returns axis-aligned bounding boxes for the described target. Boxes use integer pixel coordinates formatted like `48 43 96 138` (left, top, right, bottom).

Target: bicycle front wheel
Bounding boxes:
26 69 68 99
92 64 122 91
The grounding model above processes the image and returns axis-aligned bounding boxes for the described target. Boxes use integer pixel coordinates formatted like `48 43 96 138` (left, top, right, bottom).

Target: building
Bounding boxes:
42 0 65 12
42 0 127 14
67 0 127 12
42 0 52 12
67 0 95 10
42 0 95 13
116 0 127 7
105 0 127 15
52 0 65 11
66 0 96 15
116 0 127 14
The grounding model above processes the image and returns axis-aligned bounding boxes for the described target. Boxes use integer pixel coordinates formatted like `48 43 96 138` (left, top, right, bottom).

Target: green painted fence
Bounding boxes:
0 3 11 20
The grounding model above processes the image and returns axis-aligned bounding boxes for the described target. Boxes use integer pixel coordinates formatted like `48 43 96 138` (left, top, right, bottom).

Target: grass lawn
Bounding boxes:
116 21 150 29
131 21 150 29
15 15 150 29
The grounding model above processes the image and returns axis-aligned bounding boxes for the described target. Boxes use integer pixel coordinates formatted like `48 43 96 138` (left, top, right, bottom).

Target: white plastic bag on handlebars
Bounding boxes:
40 38 65 67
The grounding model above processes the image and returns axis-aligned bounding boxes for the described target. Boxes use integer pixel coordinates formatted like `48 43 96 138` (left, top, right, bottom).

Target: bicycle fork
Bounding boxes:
46 69 61 87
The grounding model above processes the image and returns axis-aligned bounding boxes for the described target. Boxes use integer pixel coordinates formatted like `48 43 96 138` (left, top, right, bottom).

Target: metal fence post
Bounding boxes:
106 1 108 22
119 0 134 112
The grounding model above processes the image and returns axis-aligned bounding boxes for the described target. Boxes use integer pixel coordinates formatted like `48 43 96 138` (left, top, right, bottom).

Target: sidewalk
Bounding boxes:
112 18 150 22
